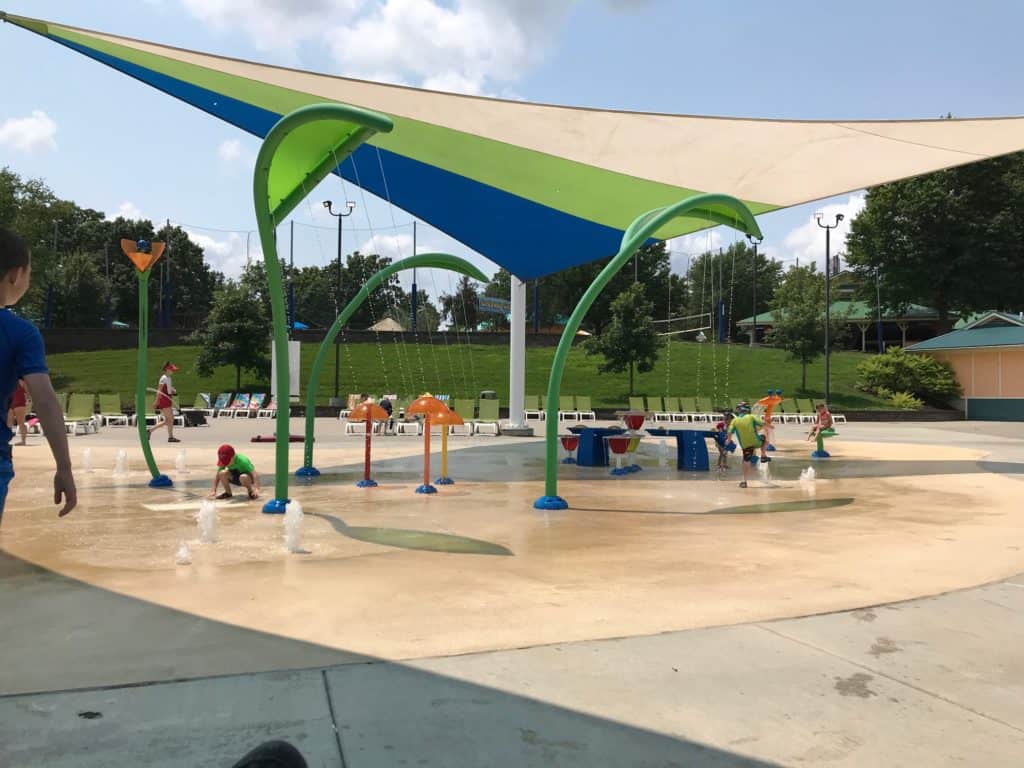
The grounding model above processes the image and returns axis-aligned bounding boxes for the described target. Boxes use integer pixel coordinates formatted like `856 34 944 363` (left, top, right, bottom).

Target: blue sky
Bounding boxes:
2 0 1023 287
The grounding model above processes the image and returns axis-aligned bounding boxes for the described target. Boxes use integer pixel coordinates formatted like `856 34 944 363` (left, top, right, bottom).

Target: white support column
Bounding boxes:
507 275 530 433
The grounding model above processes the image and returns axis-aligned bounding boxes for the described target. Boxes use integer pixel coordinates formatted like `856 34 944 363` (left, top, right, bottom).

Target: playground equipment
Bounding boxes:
559 434 579 464
606 435 633 476
535 193 763 510
407 394 450 494
252 103 394 513
297 253 487 479
348 401 389 487
121 238 172 489
756 389 783 451
621 411 646 472
431 408 464 485
812 428 837 459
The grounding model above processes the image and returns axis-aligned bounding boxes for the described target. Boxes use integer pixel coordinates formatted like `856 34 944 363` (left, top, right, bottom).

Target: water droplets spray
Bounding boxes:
197 499 218 543
658 439 669 469
81 448 93 473
175 448 189 474
113 449 128 477
799 466 817 496
174 541 192 565
284 500 304 553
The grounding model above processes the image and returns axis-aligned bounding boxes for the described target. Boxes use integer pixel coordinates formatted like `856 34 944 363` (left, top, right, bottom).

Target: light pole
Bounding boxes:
45 219 60 329
747 234 762 347
323 199 356 404
875 266 884 353
815 212 844 405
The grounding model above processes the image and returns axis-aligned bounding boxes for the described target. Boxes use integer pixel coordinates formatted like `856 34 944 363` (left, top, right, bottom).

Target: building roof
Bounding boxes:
907 325 1024 352
735 301 937 327
8 13 1024 280
368 317 405 332
953 310 1024 330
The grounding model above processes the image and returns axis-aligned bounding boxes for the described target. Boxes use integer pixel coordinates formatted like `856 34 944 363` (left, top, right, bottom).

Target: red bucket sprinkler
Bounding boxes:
348 401 390 487
559 434 580 464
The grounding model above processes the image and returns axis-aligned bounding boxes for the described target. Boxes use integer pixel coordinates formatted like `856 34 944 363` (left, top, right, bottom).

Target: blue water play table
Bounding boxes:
646 428 717 471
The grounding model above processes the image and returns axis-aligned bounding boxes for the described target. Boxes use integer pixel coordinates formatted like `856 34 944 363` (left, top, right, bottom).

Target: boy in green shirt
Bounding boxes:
210 444 261 500
728 402 766 489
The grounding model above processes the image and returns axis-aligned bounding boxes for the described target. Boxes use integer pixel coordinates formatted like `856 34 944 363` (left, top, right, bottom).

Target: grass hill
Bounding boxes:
45 339 889 410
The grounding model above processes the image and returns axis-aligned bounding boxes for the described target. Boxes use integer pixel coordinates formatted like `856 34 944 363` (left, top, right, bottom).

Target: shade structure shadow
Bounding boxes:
308 511 513 556
0 549 780 767
574 497 857 517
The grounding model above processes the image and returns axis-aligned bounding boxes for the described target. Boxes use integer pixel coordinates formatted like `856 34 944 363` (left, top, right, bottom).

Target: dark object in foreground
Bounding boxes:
251 434 307 443
231 740 307 768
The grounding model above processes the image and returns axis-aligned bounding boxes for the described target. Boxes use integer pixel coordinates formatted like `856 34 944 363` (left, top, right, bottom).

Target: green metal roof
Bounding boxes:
907 325 1024 352
735 301 937 327
953 311 1024 330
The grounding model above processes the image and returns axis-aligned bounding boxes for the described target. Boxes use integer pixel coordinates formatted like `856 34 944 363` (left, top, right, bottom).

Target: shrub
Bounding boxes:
856 347 961 406
888 391 924 410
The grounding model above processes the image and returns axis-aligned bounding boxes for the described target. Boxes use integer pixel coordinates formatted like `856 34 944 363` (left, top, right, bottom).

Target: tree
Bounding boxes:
440 274 481 331
583 283 661 396
392 289 441 332
767 265 848 390
52 251 107 327
846 153 1024 324
190 282 272 390
684 241 784 341
541 241 686 335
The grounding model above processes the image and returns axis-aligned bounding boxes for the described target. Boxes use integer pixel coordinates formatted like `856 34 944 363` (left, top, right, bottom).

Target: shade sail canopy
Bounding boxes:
6 12 1024 279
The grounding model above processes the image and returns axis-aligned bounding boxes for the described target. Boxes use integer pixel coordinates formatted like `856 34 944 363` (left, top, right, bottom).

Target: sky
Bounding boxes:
2 0 1024 292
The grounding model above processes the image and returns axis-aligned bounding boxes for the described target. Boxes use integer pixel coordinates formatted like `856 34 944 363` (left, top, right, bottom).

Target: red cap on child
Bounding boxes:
164 362 179 372
217 444 235 467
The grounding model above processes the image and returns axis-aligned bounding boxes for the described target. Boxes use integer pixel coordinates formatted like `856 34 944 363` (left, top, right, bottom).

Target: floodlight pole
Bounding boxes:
747 234 762 347
324 199 356 401
815 213 843 406
411 221 418 333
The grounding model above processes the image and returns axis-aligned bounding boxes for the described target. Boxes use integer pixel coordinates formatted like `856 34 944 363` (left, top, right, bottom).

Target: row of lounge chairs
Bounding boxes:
628 396 846 424
342 396 503 437
522 395 597 422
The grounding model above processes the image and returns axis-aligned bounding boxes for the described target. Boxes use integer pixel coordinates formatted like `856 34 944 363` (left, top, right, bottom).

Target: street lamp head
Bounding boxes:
322 200 332 210
836 213 845 223
814 212 823 222
346 201 356 213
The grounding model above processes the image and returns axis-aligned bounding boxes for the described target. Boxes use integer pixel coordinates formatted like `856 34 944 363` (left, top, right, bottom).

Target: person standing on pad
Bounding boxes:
728 402 766 489
0 228 77 525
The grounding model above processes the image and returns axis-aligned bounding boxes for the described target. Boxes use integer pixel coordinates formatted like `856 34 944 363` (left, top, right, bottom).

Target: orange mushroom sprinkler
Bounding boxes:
756 389 783 452
406 394 450 494
430 408 464 485
348 401 389 488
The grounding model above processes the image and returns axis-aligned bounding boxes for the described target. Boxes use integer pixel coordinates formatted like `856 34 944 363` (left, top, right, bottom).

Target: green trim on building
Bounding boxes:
966 398 1024 422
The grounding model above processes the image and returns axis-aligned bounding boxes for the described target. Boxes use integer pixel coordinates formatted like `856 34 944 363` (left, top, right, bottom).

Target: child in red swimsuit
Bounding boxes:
6 379 28 446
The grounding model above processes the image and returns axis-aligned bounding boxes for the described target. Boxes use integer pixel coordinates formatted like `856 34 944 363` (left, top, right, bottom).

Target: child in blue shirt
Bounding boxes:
0 228 76 525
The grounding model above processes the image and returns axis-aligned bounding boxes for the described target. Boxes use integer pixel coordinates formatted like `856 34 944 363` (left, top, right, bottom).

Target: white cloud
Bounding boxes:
359 232 415 261
180 0 363 53
325 0 571 95
187 230 258 278
108 201 144 221
0 110 58 153
218 138 242 162
180 0 572 96
780 193 866 271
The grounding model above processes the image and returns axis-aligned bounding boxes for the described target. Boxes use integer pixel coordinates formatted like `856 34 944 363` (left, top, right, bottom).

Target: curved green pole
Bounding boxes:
534 193 763 510
298 252 488 476
254 103 393 513
135 270 171 487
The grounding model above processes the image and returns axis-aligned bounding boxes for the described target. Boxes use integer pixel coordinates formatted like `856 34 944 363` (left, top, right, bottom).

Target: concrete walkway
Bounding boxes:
2 420 1023 766
2 572 1022 767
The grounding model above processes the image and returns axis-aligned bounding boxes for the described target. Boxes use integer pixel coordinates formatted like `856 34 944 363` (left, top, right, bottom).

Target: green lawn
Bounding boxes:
45 339 889 410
